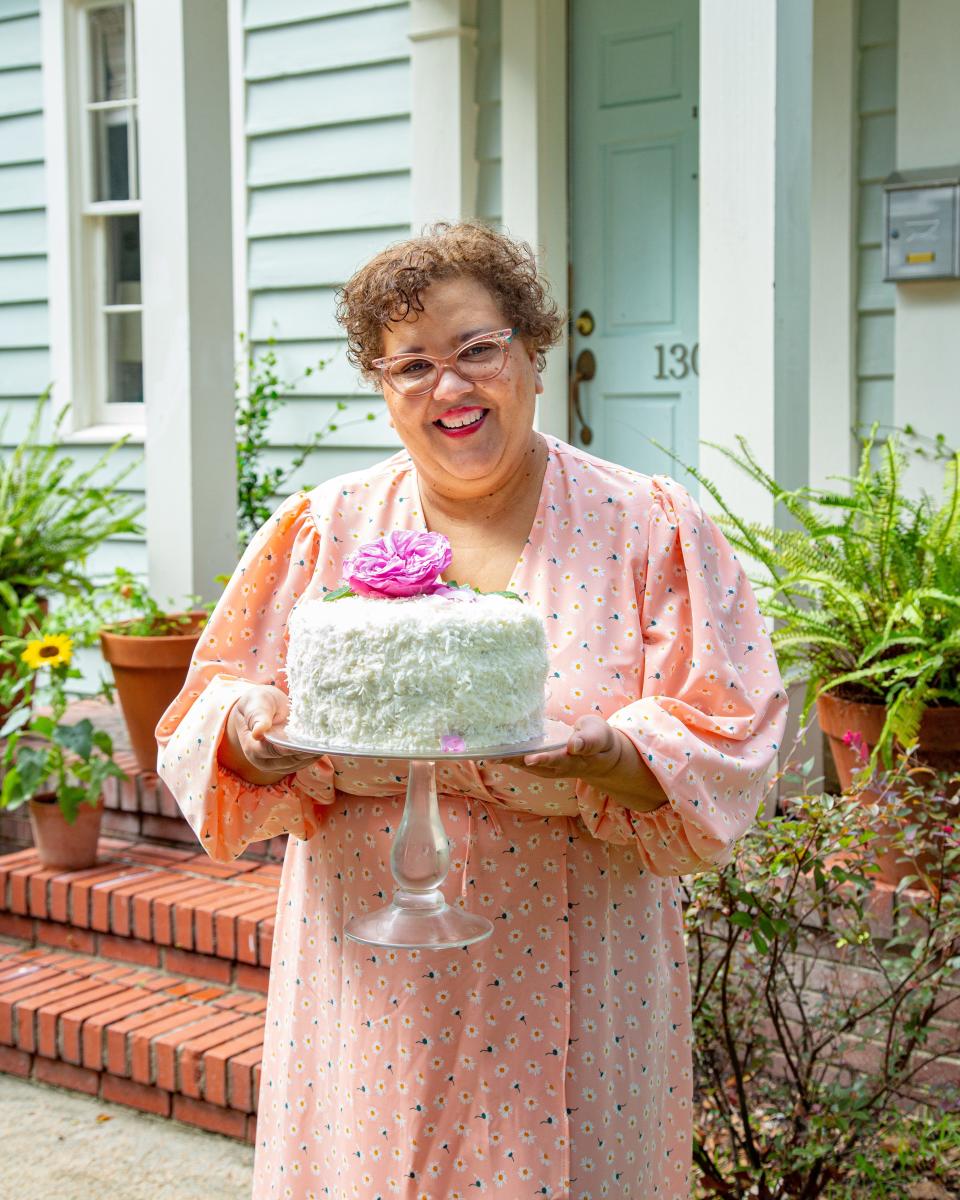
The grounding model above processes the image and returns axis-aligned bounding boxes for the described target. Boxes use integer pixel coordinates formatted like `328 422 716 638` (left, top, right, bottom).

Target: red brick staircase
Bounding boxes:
0 701 283 1144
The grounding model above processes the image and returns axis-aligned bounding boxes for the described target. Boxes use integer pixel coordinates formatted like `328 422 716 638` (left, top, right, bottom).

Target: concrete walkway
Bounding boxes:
0 1072 254 1199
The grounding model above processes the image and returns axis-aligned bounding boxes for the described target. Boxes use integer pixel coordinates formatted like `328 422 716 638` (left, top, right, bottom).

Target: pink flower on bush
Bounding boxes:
344 530 453 598
841 729 869 764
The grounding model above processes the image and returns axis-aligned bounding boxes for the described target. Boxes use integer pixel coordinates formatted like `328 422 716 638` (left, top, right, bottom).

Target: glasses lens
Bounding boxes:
456 338 506 379
387 359 438 396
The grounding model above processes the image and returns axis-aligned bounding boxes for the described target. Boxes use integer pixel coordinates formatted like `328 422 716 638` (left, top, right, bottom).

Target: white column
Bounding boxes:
808 0 858 490
137 0 237 604
500 0 568 438
698 0 778 527
894 0 960 465
408 0 478 228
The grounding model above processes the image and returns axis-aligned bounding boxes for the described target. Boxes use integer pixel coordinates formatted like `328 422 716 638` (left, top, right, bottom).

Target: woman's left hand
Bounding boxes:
500 714 668 814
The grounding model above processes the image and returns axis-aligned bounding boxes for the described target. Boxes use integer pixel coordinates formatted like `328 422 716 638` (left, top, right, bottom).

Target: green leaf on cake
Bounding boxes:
490 590 522 601
322 585 356 603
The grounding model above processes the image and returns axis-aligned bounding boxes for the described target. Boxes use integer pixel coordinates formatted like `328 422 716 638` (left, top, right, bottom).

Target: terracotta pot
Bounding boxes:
28 792 103 870
817 693 960 886
100 612 206 772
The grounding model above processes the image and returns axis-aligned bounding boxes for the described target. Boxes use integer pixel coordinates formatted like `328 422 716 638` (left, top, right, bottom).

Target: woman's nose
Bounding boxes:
432 364 474 404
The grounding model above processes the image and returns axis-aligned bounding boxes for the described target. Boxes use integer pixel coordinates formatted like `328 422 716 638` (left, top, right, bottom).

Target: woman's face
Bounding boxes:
377 275 544 502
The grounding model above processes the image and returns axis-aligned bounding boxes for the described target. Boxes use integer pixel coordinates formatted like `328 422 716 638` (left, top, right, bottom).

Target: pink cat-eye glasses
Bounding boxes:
372 327 515 397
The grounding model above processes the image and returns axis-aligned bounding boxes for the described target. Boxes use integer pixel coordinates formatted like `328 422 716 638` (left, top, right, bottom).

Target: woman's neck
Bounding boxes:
417 434 548 532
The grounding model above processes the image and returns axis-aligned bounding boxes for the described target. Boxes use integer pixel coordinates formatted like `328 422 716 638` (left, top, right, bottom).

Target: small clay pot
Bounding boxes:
817 694 960 886
100 612 206 772
28 793 103 870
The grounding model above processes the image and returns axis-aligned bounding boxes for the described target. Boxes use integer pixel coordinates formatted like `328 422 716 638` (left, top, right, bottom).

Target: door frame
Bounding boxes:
500 0 570 439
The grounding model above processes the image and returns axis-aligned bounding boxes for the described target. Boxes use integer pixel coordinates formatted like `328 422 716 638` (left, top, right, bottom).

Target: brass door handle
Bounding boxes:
569 349 595 445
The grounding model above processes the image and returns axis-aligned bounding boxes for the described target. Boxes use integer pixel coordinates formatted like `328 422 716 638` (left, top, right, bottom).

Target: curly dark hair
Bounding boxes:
336 221 565 384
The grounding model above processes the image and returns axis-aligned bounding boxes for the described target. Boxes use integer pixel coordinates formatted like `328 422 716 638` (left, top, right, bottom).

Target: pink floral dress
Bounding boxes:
157 437 787 1200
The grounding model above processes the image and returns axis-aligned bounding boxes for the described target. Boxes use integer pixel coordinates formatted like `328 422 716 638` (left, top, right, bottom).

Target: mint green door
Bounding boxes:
570 0 700 481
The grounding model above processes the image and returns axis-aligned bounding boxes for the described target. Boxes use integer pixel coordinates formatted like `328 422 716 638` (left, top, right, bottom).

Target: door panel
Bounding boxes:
570 0 699 483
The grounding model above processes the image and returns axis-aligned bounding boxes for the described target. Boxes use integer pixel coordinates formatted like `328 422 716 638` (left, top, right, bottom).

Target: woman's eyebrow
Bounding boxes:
393 327 491 355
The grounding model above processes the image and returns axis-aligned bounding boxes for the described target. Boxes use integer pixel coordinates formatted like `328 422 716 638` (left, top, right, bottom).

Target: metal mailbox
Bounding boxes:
883 165 960 282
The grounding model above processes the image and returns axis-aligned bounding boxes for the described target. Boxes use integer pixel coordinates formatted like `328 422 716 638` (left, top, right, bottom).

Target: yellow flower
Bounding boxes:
21 634 73 670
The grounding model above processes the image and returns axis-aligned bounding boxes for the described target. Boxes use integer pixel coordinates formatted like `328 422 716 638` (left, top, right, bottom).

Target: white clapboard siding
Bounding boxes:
0 64 42 117
248 117 410 187
855 0 897 432
246 60 409 134
0 161 44 210
247 225 407 289
242 1 412 497
245 5 408 79
475 0 501 225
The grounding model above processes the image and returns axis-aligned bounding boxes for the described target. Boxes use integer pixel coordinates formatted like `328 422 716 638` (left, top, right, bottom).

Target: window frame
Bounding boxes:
41 0 145 437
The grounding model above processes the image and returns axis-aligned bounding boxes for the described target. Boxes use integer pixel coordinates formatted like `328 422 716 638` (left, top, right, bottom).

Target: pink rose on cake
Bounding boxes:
343 530 454 598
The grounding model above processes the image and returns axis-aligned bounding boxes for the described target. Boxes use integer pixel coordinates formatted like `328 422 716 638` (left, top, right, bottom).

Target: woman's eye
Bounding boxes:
396 359 432 376
461 341 498 360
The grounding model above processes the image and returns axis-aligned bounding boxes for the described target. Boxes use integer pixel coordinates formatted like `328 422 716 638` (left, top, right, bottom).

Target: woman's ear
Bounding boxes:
525 342 545 395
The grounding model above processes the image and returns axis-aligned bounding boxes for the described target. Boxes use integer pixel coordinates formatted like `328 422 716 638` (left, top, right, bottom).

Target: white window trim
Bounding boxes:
41 0 145 436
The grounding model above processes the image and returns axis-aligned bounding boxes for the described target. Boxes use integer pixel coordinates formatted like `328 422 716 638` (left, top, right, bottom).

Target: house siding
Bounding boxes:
242 0 413 497
854 0 897 433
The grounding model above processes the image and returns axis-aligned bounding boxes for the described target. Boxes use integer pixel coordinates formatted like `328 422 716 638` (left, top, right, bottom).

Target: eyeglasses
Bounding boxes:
372 328 515 397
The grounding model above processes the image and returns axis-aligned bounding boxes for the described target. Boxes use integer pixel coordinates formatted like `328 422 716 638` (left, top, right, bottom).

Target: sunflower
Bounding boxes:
21 634 73 670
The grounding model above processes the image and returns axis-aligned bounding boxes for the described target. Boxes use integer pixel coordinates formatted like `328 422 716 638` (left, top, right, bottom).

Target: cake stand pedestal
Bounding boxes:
267 721 570 950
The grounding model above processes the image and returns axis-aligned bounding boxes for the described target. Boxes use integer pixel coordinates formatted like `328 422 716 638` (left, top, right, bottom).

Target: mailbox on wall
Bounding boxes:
883 166 960 282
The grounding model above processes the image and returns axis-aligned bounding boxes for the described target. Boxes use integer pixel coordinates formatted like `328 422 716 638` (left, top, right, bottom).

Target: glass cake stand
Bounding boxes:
266 719 570 950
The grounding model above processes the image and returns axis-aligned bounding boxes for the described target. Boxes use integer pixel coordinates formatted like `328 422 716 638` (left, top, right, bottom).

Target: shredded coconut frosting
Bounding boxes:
284 592 548 753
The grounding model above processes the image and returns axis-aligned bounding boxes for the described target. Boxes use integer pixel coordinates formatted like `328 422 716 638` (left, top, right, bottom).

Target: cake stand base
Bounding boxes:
345 888 493 950
267 720 570 950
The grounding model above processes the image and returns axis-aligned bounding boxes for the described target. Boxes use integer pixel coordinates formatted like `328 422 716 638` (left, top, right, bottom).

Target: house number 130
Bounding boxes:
654 343 700 380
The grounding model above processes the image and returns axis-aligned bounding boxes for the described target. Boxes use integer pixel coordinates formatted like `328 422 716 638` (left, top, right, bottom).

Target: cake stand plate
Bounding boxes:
265 720 570 950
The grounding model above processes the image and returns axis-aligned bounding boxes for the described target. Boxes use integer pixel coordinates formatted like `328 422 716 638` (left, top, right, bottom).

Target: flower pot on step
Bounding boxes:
817 693 960 886
28 792 103 869
99 612 206 772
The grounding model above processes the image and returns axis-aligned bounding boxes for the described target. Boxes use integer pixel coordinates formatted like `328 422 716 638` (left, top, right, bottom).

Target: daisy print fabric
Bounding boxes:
157 437 788 1199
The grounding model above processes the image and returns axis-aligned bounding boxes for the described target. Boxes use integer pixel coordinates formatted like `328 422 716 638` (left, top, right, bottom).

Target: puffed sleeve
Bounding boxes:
576 475 788 876
156 491 335 862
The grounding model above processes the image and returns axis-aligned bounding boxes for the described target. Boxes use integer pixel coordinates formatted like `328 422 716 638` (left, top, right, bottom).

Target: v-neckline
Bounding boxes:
408 438 554 596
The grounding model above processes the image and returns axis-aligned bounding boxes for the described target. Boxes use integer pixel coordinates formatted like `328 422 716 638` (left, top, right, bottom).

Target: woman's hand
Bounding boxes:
501 714 668 814
217 685 321 786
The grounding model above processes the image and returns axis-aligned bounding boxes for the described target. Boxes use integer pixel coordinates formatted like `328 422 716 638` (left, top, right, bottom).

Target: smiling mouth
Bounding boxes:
434 408 489 432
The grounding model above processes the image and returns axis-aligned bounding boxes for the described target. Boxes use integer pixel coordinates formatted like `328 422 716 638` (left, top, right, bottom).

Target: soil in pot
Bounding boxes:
28 793 103 870
817 693 960 887
100 612 206 773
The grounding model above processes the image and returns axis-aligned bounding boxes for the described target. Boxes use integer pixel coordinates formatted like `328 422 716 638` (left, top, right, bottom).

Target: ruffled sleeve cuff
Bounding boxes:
157 674 335 863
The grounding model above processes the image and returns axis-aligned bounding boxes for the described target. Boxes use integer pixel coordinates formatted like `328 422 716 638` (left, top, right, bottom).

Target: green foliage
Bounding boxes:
0 603 125 823
92 567 211 638
660 425 960 771
0 396 143 610
689 756 960 1199
235 336 377 549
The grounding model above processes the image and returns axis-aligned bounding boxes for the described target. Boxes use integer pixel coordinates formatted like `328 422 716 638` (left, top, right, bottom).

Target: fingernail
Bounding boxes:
571 737 584 754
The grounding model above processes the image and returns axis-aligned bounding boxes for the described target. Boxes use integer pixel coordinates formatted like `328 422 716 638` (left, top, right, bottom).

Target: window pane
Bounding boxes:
106 312 143 404
93 106 132 201
89 6 129 102
106 214 140 305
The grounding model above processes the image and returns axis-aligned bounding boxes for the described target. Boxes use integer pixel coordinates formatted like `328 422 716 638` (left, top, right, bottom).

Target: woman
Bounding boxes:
157 222 787 1199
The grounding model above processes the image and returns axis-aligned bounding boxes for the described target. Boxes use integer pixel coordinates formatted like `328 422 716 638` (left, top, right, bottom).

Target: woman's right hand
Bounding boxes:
217 684 321 786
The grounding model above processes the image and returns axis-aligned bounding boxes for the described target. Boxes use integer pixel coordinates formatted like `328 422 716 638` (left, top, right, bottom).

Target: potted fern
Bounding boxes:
0 396 142 723
662 425 960 788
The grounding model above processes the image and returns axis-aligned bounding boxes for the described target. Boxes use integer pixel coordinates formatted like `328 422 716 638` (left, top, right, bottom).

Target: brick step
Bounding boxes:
0 841 280 993
0 939 265 1141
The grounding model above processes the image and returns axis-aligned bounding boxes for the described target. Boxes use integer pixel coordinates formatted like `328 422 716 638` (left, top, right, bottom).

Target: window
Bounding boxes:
80 1 143 414
41 0 144 432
